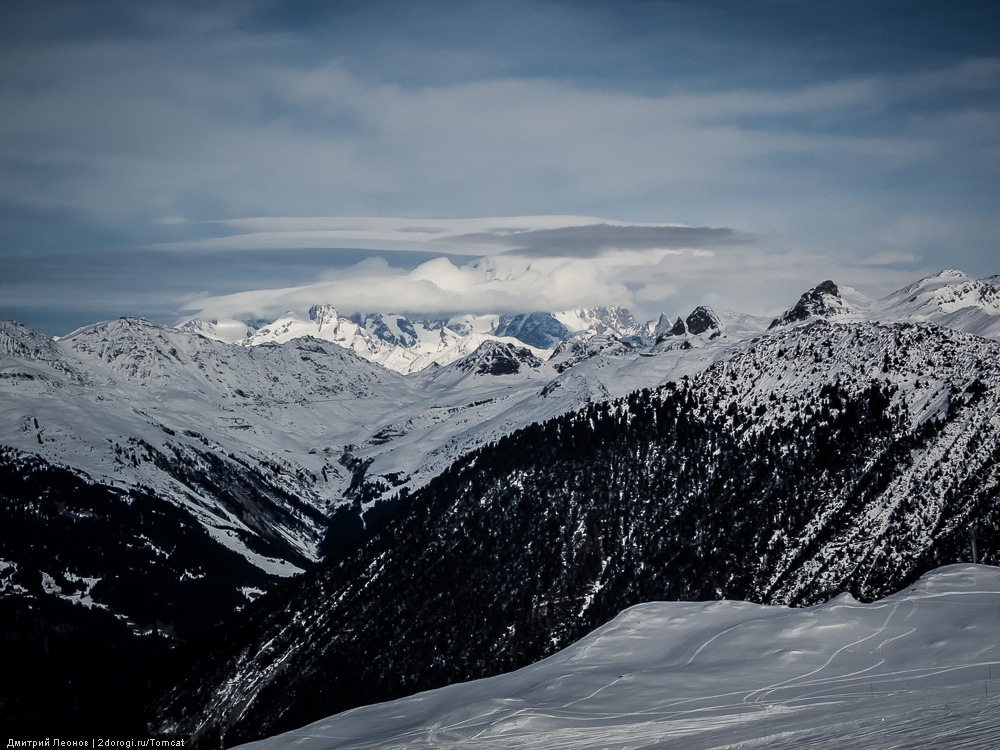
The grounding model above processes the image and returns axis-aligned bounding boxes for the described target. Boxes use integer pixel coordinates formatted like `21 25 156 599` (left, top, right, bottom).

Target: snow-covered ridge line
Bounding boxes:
179 305 649 374
177 269 1000 373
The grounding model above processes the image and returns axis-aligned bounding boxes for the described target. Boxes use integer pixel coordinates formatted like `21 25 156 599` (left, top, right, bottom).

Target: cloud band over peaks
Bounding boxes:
178 215 749 322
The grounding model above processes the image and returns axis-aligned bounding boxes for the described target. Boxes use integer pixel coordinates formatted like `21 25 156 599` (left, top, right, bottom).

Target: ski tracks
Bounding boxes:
743 599 908 706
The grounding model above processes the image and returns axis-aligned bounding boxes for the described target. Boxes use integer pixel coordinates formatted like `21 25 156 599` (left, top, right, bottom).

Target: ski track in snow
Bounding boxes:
239 566 1000 750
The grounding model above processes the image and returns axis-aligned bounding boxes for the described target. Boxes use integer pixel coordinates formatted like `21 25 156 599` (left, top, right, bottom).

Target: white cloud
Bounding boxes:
179 216 932 325
181 249 636 321
156 215 631 253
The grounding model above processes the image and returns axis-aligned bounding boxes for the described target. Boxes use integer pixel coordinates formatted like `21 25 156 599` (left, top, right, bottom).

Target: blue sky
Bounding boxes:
2 1 998 334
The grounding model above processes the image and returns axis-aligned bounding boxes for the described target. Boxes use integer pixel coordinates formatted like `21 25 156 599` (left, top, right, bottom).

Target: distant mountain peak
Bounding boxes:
308 304 340 329
553 306 644 340
876 271 1000 339
769 280 851 329
494 312 571 349
454 340 543 376
685 306 722 337
655 306 723 342
348 312 420 348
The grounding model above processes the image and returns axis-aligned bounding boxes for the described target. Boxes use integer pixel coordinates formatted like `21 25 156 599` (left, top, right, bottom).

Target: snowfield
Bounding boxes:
241 564 1000 750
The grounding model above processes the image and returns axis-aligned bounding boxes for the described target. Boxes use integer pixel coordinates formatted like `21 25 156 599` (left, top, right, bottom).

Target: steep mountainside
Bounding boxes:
0 448 271 734
146 318 1000 744
0 310 728 731
0 318 418 729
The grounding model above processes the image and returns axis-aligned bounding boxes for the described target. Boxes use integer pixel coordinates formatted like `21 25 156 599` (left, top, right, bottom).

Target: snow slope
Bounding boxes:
0 318 414 573
769 270 1000 340
242 564 1000 750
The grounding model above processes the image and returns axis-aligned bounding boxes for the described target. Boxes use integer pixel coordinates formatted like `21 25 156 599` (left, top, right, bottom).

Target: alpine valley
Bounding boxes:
2 269 999 743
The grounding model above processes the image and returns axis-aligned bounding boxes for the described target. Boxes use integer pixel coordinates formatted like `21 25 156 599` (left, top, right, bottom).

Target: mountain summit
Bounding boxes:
769 279 852 328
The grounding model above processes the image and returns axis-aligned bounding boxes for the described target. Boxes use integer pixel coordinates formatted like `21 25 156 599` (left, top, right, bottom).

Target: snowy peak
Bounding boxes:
0 320 64 362
348 312 420 348
656 305 723 340
553 305 644 339
769 280 853 329
493 312 571 349
652 313 675 339
548 335 636 373
453 340 544 377
247 308 415 368
61 317 199 382
308 304 340 330
869 270 1000 340
685 305 722 336
881 269 1000 318
765 270 1000 340
0 320 82 383
249 311 323 344
176 317 257 341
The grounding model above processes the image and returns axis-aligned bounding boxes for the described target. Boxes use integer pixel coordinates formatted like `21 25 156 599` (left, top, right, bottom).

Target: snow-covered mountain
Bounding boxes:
769 270 1000 338
246 306 561 374
179 304 654 374
179 271 1000 377
769 279 860 328
877 268 1000 339
244 564 1000 750
4 269 998 605
4 268 1000 735
3 317 411 570
146 303 1000 744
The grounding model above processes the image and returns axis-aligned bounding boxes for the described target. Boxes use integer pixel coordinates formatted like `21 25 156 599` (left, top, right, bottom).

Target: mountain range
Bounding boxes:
1 268 999 740
178 304 653 374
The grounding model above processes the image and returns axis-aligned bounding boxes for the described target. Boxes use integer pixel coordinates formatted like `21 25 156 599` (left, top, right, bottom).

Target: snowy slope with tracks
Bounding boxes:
244 564 1000 750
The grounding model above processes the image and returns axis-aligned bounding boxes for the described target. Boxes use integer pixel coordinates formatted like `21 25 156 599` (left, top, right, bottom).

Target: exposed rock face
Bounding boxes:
655 307 722 341
769 280 850 329
453 341 544 376
685 306 722 337
349 313 420 348
308 304 339 329
494 313 571 349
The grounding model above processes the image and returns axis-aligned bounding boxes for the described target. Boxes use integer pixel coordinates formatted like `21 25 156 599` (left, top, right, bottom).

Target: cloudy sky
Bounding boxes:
2 1 998 334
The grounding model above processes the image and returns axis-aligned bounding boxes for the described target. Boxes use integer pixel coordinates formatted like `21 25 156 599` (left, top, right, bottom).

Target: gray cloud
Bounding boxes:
444 224 754 258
